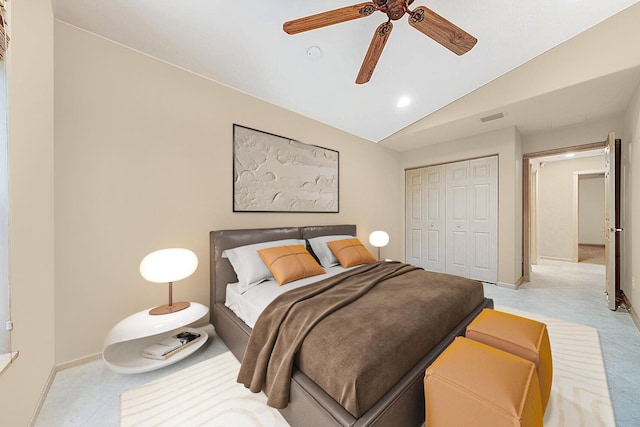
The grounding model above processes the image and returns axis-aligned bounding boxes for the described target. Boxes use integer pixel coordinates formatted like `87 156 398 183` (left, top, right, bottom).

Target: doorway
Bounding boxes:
523 141 607 281
523 136 622 311
577 173 605 264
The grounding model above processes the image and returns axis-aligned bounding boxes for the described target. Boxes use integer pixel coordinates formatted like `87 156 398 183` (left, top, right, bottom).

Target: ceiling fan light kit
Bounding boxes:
283 1 477 84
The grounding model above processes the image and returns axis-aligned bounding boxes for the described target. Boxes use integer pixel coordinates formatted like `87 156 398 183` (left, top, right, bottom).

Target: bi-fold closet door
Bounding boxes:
405 156 498 283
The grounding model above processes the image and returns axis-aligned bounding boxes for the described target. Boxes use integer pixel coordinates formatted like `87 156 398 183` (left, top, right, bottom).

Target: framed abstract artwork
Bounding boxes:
233 125 339 212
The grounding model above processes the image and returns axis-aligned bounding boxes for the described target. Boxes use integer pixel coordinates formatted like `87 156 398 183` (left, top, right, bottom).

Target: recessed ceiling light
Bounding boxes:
397 96 411 108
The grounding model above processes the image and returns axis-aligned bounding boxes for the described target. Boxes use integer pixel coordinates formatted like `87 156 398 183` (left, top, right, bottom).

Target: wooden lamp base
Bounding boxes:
149 301 190 315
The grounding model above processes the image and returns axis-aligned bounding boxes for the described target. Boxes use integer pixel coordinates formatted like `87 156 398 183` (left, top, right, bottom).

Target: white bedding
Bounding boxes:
225 265 353 328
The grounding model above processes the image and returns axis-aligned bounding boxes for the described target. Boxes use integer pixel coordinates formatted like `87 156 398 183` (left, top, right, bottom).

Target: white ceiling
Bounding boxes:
382 66 640 151
52 0 640 147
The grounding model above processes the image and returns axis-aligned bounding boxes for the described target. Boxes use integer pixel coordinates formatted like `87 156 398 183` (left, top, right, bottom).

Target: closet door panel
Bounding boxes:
446 161 470 277
472 231 490 270
405 170 426 268
405 166 445 272
424 166 446 272
409 228 423 264
469 156 498 282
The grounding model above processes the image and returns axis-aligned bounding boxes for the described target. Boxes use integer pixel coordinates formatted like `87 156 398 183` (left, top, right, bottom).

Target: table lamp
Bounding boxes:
369 230 389 261
140 248 198 315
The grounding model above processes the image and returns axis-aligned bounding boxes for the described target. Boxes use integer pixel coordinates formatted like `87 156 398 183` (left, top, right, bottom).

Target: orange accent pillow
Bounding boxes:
257 245 326 285
327 238 376 268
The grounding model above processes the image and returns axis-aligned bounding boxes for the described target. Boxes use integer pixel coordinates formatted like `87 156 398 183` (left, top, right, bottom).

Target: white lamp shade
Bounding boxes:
369 230 389 248
140 248 198 283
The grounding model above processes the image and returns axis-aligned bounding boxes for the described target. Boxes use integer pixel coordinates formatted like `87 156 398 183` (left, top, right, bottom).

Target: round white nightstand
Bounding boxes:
103 302 209 374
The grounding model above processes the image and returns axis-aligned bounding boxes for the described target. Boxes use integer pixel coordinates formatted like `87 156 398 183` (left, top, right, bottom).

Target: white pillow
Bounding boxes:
223 239 305 293
307 235 354 268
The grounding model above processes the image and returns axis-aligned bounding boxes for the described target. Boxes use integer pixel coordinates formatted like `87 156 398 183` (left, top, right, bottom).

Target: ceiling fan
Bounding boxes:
283 1 477 84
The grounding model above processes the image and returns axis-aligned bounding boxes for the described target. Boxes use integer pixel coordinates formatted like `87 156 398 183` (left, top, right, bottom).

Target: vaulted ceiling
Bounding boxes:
52 1 640 150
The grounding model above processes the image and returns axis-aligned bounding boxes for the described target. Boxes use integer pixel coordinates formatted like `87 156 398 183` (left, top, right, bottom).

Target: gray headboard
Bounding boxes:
209 224 356 310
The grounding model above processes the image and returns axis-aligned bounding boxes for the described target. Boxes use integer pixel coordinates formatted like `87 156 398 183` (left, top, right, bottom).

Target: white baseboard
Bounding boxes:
628 305 640 333
29 366 56 427
496 281 519 290
483 280 519 290
29 352 102 426
539 256 575 263
56 352 102 372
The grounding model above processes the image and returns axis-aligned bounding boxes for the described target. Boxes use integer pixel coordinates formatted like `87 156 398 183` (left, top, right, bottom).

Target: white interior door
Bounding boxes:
468 157 498 282
405 166 446 271
604 132 619 310
406 169 426 268
424 166 446 272
446 161 470 277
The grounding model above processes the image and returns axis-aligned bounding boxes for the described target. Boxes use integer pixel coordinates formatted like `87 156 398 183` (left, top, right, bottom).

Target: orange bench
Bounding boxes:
425 337 543 427
465 309 553 411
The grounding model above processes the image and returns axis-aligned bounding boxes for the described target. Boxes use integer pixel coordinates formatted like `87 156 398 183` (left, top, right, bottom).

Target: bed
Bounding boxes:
210 224 493 427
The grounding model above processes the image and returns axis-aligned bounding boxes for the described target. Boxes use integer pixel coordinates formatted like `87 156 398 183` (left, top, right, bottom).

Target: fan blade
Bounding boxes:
408 6 477 55
284 3 377 35
356 22 393 85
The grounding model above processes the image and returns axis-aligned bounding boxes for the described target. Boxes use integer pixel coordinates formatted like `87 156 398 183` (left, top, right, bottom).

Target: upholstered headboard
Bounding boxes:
209 224 356 310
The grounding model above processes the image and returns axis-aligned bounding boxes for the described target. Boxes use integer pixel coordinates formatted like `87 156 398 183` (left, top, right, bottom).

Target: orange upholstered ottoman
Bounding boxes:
465 309 553 411
425 337 543 427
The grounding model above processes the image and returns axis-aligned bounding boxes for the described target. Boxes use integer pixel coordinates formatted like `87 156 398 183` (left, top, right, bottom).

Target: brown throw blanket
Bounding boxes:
237 261 484 416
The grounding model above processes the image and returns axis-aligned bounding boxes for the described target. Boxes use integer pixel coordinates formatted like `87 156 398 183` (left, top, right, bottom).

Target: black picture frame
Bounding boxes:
233 124 339 213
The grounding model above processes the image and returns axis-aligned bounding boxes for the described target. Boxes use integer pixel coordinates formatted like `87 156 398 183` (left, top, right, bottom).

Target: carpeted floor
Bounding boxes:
578 244 605 265
119 307 614 426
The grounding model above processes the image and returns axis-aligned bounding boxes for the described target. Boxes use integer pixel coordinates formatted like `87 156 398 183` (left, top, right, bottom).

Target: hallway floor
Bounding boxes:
579 244 605 265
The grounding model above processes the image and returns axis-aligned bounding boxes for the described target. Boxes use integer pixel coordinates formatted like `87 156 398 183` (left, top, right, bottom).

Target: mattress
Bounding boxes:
225 265 353 328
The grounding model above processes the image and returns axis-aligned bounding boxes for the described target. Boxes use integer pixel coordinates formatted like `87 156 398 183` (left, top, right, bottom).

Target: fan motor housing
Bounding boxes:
386 0 409 20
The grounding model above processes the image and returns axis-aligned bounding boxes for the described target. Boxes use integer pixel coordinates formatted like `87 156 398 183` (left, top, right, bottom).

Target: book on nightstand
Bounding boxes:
142 329 202 360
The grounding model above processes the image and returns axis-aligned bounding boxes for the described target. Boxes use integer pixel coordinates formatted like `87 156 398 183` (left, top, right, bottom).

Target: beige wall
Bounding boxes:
54 22 402 363
399 127 523 286
623 76 640 324
522 117 623 154
578 175 605 245
0 0 56 425
536 156 605 261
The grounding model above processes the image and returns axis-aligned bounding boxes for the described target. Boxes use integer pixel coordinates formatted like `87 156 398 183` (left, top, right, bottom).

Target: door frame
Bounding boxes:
522 141 607 282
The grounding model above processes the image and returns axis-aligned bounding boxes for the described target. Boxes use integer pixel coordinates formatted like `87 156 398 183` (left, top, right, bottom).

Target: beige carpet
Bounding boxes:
121 308 614 426
579 244 605 265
